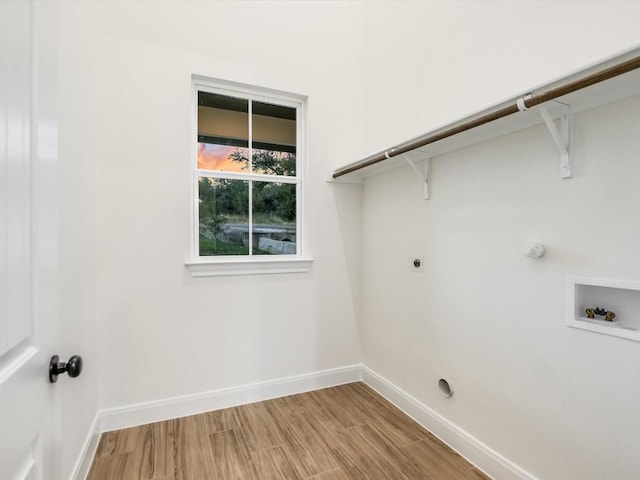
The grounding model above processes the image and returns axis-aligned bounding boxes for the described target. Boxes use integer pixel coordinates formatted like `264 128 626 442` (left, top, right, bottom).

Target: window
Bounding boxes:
187 78 311 276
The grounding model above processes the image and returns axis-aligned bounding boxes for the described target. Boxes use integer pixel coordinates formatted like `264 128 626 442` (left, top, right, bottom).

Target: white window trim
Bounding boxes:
185 257 313 277
186 76 312 277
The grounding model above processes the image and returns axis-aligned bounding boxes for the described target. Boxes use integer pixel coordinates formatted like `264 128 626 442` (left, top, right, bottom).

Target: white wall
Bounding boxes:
361 0 640 155
359 2 640 479
55 0 364 412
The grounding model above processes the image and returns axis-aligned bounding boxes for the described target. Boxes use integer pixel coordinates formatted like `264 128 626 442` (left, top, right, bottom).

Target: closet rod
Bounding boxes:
332 53 640 179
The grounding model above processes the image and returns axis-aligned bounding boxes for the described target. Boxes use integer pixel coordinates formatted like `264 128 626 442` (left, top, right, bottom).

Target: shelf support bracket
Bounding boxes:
401 154 430 199
538 102 571 178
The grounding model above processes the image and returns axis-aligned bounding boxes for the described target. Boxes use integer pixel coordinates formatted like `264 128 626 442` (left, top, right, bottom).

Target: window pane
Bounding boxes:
198 143 249 172
252 182 296 255
252 149 296 176
198 177 249 256
198 91 248 172
252 101 296 175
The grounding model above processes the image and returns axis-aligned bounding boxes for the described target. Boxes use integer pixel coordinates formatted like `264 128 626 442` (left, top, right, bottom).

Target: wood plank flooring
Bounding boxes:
87 382 489 480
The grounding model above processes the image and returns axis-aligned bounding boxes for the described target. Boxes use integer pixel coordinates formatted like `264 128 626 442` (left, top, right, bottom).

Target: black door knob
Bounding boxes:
49 355 83 383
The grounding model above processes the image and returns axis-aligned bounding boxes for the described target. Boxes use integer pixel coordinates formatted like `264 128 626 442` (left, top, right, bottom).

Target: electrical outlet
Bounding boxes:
411 256 424 273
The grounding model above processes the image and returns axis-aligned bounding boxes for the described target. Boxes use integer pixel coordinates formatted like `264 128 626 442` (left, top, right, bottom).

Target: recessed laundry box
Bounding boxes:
566 276 640 342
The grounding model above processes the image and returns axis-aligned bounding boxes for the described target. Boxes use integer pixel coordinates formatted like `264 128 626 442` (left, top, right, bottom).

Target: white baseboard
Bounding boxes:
69 413 101 480
361 366 538 480
99 364 362 432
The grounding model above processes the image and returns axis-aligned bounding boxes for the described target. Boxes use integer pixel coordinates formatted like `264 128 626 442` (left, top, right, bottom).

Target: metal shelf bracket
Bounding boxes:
538 102 571 178
401 154 431 199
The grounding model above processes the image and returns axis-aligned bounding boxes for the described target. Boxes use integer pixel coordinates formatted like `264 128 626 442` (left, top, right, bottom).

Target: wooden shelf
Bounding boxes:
331 47 640 183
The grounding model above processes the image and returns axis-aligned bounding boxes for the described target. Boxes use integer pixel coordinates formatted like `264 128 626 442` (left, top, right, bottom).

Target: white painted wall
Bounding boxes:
361 1 640 155
54 1 364 413
359 2 640 479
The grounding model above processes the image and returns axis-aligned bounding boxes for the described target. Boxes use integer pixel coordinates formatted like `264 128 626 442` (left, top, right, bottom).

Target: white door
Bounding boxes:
0 1 61 479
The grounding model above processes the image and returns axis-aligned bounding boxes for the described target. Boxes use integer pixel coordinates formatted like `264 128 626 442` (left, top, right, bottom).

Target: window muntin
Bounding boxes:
193 82 302 259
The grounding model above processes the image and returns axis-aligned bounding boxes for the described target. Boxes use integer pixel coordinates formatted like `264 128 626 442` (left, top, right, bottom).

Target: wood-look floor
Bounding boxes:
87 382 489 480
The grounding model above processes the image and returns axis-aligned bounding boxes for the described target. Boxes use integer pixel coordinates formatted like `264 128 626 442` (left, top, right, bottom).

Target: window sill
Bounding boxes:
185 257 313 277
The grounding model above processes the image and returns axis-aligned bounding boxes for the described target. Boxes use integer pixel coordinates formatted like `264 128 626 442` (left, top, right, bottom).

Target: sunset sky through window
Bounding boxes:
197 143 247 172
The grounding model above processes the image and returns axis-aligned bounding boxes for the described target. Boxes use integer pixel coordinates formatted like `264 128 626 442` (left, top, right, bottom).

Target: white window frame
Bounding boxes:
185 76 312 277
